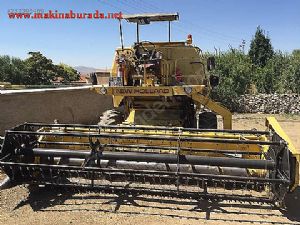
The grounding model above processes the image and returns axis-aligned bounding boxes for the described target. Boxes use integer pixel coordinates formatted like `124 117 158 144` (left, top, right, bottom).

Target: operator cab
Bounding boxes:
110 13 213 87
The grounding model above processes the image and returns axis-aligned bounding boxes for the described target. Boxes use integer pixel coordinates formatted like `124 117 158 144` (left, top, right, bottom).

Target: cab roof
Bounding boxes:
122 13 179 24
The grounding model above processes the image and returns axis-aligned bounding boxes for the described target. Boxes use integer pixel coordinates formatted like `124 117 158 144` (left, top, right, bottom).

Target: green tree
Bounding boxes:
292 49 300 57
0 55 12 82
210 50 255 109
25 52 57 85
55 63 80 83
0 52 80 85
249 26 274 67
9 57 29 84
0 55 28 84
291 51 300 93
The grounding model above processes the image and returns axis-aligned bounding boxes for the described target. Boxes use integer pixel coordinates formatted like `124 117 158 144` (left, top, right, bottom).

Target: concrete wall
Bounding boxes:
0 86 113 135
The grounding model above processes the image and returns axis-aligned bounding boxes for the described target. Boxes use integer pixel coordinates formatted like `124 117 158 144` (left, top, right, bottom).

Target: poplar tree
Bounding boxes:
249 26 274 67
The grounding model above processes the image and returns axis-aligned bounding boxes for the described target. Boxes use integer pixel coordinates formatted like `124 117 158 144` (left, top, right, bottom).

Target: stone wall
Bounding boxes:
234 94 300 114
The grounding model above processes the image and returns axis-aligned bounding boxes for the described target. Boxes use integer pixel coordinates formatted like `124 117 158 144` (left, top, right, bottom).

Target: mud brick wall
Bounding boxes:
0 87 113 135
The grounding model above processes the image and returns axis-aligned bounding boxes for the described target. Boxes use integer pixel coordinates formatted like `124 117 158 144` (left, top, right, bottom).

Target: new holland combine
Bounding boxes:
0 13 299 206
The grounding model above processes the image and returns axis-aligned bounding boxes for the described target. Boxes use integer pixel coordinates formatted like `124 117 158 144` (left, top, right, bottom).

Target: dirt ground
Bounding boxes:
1 114 300 225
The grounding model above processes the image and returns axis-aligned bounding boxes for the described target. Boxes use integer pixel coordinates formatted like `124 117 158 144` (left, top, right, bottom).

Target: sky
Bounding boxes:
0 0 299 68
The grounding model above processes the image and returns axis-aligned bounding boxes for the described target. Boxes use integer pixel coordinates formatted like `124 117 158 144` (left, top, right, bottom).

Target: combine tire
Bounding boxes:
198 112 217 129
284 187 300 219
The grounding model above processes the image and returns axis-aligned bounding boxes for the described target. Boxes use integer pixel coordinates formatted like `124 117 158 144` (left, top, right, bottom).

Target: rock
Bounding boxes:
233 94 300 114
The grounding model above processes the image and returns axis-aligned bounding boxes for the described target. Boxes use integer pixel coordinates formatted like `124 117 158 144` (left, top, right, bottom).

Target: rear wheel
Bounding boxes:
198 112 217 129
284 187 300 218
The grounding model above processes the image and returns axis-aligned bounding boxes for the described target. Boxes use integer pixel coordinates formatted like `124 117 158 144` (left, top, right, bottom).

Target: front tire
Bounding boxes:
198 112 217 129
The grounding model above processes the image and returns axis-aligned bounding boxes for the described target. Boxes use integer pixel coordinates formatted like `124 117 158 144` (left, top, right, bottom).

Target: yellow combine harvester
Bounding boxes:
0 13 299 205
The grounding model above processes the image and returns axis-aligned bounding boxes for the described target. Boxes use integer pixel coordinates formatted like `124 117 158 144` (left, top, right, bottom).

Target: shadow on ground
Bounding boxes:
282 187 300 222
11 185 300 224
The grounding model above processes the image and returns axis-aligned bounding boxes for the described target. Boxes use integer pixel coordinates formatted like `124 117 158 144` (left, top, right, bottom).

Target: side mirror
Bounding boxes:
207 57 216 71
210 75 219 87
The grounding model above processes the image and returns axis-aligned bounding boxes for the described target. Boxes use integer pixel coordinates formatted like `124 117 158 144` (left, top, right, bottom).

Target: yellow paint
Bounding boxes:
124 109 135 124
192 94 232 130
266 117 300 190
113 96 124 107
39 126 265 154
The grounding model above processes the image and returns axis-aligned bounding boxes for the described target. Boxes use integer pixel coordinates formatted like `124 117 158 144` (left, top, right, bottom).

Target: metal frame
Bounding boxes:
0 122 293 204
93 85 233 129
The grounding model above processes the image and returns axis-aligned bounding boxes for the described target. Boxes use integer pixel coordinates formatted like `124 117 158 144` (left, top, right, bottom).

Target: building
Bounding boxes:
94 69 110 85
85 69 110 85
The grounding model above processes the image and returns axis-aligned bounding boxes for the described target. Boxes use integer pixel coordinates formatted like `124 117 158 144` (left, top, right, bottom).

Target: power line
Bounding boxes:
122 0 242 44
99 0 242 47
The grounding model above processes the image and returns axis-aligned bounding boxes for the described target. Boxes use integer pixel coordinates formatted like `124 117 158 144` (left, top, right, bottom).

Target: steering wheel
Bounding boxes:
137 41 156 52
134 41 157 61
